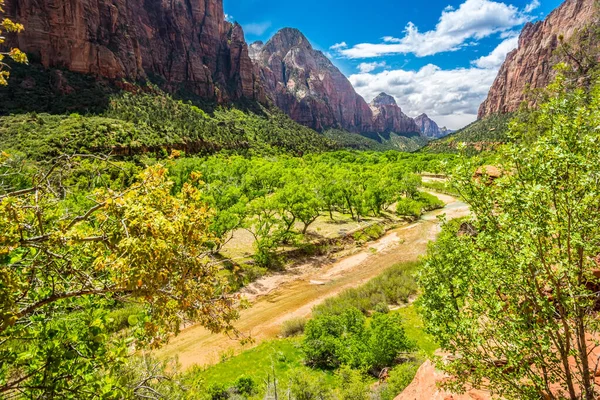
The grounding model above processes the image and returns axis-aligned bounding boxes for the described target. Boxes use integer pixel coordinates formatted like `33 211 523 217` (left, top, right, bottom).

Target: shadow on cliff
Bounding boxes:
0 61 267 118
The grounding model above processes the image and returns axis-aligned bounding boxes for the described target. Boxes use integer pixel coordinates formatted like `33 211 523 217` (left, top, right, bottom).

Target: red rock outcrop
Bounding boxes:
414 113 442 139
3 0 264 102
395 360 493 400
478 0 597 118
252 29 422 135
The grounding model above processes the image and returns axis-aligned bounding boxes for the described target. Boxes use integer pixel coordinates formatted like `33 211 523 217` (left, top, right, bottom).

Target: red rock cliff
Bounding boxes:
478 0 596 118
3 0 264 102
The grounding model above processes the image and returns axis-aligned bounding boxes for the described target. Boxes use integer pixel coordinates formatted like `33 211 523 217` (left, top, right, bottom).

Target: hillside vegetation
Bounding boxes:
424 113 513 154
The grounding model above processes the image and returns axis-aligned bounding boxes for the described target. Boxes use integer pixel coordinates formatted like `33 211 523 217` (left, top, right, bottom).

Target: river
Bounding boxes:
155 192 469 369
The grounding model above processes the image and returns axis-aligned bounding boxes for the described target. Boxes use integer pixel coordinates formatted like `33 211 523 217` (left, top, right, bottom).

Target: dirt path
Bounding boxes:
155 193 469 369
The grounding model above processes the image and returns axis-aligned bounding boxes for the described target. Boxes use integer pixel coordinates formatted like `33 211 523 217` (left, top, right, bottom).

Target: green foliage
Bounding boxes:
419 73 600 398
0 156 238 397
303 308 413 371
281 318 307 337
207 383 230 400
167 152 453 267
396 191 444 219
424 113 513 154
0 91 336 159
313 262 418 317
288 368 333 400
323 129 429 152
376 361 422 400
233 376 258 397
335 366 370 400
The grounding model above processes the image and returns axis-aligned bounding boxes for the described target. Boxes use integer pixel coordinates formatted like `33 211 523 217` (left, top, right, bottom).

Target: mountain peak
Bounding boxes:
371 93 397 107
266 28 312 51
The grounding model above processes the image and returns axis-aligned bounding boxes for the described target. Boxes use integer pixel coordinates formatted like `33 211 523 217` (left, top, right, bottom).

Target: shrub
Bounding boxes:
369 313 414 370
374 302 390 314
336 366 370 400
287 368 332 400
233 376 257 397
281 317 307 337
415 191 444 211
207 383 229 400
395 198 423 218
303 309 412 372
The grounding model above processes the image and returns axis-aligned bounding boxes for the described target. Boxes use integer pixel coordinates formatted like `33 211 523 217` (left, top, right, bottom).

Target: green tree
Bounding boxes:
419 72 600 399
0 0 27 85
0 155 238 397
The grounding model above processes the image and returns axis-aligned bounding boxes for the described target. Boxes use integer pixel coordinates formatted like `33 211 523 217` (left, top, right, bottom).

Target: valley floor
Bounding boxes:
156 192 469 369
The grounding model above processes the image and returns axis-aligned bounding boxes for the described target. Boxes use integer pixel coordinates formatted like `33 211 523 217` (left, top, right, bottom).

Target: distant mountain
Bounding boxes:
479 0 596 118
414 113 449 139
251 29 423 137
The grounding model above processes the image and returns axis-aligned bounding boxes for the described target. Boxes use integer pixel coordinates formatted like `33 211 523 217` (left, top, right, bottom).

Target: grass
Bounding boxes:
395 305 438 356
184 338 340 396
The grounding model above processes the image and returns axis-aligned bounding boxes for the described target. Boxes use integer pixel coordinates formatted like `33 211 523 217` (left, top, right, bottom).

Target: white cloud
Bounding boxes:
382 36 402 43
349 64 499 129
357 61 387 73
330 42 348 50
473 35 519 69
524 0 541 13
243 22 272 36
225 13 234 22
337 0 533 58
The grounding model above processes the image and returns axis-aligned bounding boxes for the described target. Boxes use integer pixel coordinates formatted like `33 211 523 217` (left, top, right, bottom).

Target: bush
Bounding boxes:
415 192 445 211
395 198 423 218
303 309 413 372
233 376 257 397
369 313 414 370
207 383 229 400
281 317 307 337
374 302 390 314
288 368 332 400
336 366 370 400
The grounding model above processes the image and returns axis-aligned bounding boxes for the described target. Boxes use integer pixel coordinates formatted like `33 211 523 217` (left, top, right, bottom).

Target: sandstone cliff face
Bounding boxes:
252 29 421 135
414 113 442 139
369 93 421 134
251 28 374 132
478 0 596 118
4 0 264 102
394 360 492 400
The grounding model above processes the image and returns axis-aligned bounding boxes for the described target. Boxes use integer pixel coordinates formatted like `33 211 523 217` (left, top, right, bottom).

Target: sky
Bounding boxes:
224 0 563 129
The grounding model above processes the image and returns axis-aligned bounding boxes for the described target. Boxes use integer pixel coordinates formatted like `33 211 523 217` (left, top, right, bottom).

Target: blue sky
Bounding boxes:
224 0 563 129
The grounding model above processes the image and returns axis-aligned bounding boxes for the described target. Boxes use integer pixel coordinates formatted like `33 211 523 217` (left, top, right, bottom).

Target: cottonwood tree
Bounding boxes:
0 0 27 85
0 155 239 398
419 71 600 399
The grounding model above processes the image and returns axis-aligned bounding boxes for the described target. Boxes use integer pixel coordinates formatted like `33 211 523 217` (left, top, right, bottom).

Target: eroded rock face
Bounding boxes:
414 113 442 139
369 93 421 134
394 360 492 400
478 0 596 118
252 29 421 135
251 28 374 132
3 0 264 102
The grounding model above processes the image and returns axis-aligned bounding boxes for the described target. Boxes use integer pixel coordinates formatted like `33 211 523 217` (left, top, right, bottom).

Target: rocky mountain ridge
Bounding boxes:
3 0 264 103
251 28 422 136
478 0 596 118
414 113 443 139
